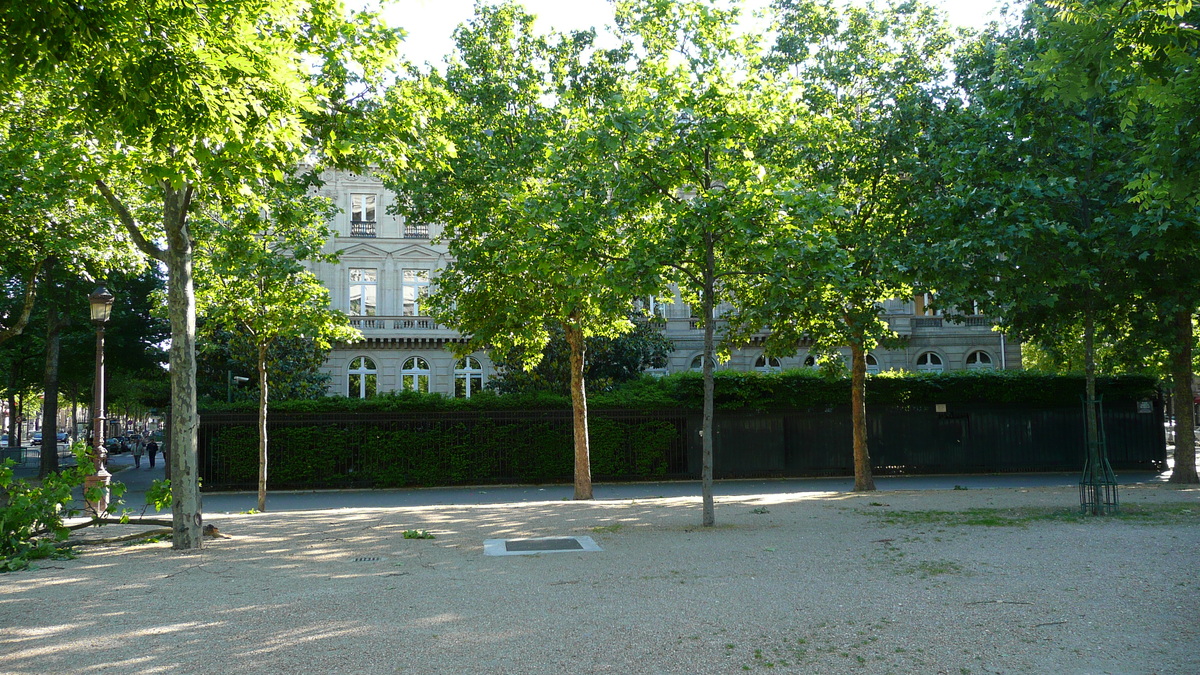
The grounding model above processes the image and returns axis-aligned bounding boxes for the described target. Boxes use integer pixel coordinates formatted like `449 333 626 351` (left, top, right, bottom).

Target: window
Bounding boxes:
690 354 726 372
351 194 377 237
803 355 817 368
402 270 430 316
754 355 782 373
636 295 666 319
915 292 943 317
865 353 880 375
965 351 994 370
349 268 377 317
454 357 484 398
401 357 431 393
351 193 376 222
916 352 944 373
348 357 377 398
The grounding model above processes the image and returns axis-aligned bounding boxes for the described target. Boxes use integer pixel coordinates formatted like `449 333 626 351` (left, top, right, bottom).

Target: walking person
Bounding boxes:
146 439 159 469
131 437 145 468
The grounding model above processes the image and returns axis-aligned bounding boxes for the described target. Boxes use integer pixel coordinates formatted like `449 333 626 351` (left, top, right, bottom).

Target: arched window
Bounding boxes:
454 357 484 398
865 353 880 375
965 350 994 370
348 357 377 398
754 355 782 373
401 357 431 393
916 352 944 373
803 355 817 369
690 354 727 372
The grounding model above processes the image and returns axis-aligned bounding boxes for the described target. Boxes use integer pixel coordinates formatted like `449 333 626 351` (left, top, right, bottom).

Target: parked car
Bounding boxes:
56 432 69 444
31 432 42 445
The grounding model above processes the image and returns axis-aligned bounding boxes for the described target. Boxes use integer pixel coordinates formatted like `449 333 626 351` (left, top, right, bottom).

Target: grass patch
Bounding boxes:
591 523 624 534
902 559 964 579
867 503 1199 528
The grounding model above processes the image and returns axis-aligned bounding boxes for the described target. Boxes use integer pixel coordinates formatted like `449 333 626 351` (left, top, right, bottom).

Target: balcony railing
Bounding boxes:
965 316 991 327
912 317 943 328
350 220 377 237
349 315 439 330
403 224 430 239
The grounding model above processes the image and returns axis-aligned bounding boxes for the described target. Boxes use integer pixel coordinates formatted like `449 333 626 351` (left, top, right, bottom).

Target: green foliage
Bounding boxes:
0 446 102 571
197 330 334 405
145 479 172 513
201 410 678 489
402 529 435 539
489 321 672 395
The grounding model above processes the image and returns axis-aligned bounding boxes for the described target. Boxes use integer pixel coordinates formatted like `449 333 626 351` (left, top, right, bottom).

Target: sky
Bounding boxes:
363 0 1020 66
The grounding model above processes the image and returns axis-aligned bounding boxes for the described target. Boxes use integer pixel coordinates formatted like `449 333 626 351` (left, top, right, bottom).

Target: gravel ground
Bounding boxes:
1 483 1197 674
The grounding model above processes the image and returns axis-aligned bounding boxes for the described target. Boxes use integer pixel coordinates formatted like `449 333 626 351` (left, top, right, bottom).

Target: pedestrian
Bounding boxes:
131 437 145 468
146 439 159 469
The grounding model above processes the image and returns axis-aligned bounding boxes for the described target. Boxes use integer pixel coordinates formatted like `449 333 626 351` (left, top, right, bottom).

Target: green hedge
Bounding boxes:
204 370 1157 415
201 371 1158 489
202 414 680 489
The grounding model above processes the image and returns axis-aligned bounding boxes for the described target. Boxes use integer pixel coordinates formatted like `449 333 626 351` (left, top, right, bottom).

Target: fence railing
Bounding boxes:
197 401 1166 491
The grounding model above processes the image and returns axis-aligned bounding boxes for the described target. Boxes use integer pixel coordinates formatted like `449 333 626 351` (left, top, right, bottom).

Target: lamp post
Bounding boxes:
85 286 114 516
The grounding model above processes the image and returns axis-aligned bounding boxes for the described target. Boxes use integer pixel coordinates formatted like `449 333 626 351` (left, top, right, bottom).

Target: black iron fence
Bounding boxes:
197 400 1165 491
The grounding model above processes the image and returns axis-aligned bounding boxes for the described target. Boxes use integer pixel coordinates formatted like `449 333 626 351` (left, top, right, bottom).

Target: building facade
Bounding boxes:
306 169 1021 398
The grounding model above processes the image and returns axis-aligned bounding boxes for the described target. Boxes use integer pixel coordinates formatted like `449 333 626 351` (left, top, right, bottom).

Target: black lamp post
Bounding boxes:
85 286 114 515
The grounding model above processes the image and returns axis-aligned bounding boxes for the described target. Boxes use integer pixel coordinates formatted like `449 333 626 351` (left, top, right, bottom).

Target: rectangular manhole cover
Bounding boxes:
484 535 602 556
508 538 583 552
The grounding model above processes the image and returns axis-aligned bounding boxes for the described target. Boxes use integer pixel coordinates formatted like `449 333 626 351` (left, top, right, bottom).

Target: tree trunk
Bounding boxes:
701 234 716 527
564 319 593 500
70 383 78 449
850 337 876 491
5 389 16 447
1083 311 1100 470
164 185 203 550
257 341 269 511
39 259 61 477
1168 309 1198 483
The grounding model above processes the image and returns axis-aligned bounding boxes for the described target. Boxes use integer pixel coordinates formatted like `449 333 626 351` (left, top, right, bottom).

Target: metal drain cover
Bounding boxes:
484 536 602 557
353 556 381 562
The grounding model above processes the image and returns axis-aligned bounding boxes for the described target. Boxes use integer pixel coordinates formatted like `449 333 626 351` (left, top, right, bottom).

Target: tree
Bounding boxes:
919 2 1154 506
724 0 957 492
585 0 804 523
0 0 405 548
1033 0 1200 482
381 2 659 500
197 331 335 404
0 94 145 474
196 178 359 512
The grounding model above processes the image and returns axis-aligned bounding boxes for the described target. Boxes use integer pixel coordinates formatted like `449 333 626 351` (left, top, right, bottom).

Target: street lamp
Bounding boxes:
85 286 114 516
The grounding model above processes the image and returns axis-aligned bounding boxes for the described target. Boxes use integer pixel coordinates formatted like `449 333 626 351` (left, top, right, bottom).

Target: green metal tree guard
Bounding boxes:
1080 396 1119 515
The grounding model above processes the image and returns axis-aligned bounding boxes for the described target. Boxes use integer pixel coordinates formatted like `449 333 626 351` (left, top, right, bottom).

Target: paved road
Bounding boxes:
6 444 1174 515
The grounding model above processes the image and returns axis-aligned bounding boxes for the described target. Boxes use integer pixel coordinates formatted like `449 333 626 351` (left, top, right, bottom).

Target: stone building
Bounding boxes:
304 169 1020 398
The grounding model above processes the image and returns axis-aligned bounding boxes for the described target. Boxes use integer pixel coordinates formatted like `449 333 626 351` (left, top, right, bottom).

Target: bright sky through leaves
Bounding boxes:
369 0 1019 66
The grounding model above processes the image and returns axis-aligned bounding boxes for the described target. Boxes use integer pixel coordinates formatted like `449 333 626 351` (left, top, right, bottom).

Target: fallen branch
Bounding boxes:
37 516 174 537
70 528 172 546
